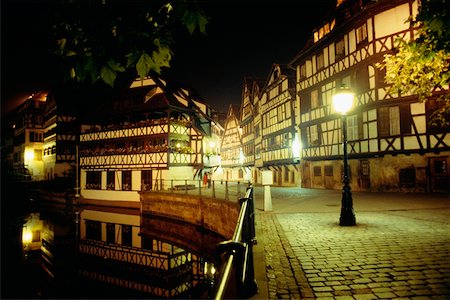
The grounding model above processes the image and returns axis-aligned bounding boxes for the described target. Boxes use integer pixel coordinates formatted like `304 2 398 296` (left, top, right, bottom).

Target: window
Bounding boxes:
335 38 345 60
86 220 101 241
325 166 333 176
399 168 415 188
300 64 306 79
122 171 131 190
313 166 322 177
86 171 101 189
29 131 43 142
238 169 244 179
142 170 152 191
378 106 400 137
347 115 359 141
106 223 115 243
308 124 320 146
107 171 115 190
311 90 321 109
354 66 369 93
122 225 132 246
356 23 368 45
317 52 324 70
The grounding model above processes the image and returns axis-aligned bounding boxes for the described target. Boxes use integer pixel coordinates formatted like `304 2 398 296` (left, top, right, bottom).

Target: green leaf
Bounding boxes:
182 10 197 34
100 65 117 87
136 52 155 79
197 12 208 34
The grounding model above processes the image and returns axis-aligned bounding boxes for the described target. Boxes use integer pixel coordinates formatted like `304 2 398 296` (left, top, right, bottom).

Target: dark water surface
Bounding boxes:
2 183 219 299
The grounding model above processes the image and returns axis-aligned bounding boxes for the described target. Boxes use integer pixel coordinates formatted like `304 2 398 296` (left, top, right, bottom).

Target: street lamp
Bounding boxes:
332 84 356 226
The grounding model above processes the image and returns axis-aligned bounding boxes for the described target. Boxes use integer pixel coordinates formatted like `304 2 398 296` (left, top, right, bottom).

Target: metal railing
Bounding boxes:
214 185 258 299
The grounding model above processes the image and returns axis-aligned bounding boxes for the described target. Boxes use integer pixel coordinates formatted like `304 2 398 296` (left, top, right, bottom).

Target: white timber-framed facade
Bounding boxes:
289 0 450 192
259 64 299 186
78 76 216 204
220 105 244 182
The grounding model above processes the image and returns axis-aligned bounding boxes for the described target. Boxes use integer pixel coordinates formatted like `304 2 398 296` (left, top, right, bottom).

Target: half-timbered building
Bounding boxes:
10 93 47 181
249 79 265 184
289 0 450 192
259 64 299 186
78 76 216 204
43 88 78 179
220 105 244 181
239 78 258 182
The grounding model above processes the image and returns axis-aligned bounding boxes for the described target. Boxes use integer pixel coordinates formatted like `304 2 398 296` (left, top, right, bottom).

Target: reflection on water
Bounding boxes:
13 201 219 299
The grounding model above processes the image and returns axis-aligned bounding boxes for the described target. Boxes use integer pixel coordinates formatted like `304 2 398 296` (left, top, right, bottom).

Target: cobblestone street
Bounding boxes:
251 188 450 299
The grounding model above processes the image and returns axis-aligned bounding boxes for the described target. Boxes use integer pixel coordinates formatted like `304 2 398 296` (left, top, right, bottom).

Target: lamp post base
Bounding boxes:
339 187 356 226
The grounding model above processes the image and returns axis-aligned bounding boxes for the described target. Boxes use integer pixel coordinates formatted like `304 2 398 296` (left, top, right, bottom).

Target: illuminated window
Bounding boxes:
347 115 359 141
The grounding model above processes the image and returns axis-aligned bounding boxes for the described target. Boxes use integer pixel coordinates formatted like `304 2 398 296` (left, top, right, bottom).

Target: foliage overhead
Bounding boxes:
53 0 208 87
378 0 450 126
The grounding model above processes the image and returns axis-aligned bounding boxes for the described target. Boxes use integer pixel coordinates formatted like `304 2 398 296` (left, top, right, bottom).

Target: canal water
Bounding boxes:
2 190 221 299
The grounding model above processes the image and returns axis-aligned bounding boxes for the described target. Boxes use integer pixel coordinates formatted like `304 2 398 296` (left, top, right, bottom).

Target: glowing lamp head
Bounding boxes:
332 85 354 115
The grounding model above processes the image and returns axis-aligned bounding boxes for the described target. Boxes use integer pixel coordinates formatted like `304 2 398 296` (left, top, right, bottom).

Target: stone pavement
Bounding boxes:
250 187 450 300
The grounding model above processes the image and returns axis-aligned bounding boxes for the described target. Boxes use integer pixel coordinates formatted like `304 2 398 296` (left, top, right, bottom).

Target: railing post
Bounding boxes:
212 180 216 198
199 179 202 196
185 179 188 195
171 179 174 192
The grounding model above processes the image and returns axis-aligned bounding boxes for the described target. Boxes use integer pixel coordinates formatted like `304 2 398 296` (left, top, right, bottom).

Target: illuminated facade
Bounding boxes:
289 0 450 192
10 93 47 181
43 88 78 179
78 76 217 204
220 105 244 181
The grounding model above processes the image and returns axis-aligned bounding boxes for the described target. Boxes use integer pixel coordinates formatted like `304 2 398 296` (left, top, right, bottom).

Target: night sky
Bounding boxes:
1 0 336 115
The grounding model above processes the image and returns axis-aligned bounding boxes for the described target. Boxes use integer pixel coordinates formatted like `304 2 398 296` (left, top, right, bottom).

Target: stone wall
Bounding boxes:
140 192 240 239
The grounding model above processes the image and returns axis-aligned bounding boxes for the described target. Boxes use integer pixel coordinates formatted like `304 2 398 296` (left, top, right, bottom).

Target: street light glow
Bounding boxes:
332 85 354 115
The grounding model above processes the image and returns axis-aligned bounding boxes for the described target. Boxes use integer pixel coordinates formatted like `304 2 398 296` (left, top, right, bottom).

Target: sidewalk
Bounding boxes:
250 187 450 299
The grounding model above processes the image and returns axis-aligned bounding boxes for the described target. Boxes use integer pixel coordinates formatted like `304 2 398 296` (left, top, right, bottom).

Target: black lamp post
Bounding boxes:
332 84 356 226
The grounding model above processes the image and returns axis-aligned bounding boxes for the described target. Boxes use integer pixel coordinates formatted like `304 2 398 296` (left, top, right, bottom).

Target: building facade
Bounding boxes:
43 89 78 180
220 105 244 181
258 64 299 186
289 0 449 192
10 93 47 181
78 76 217 203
